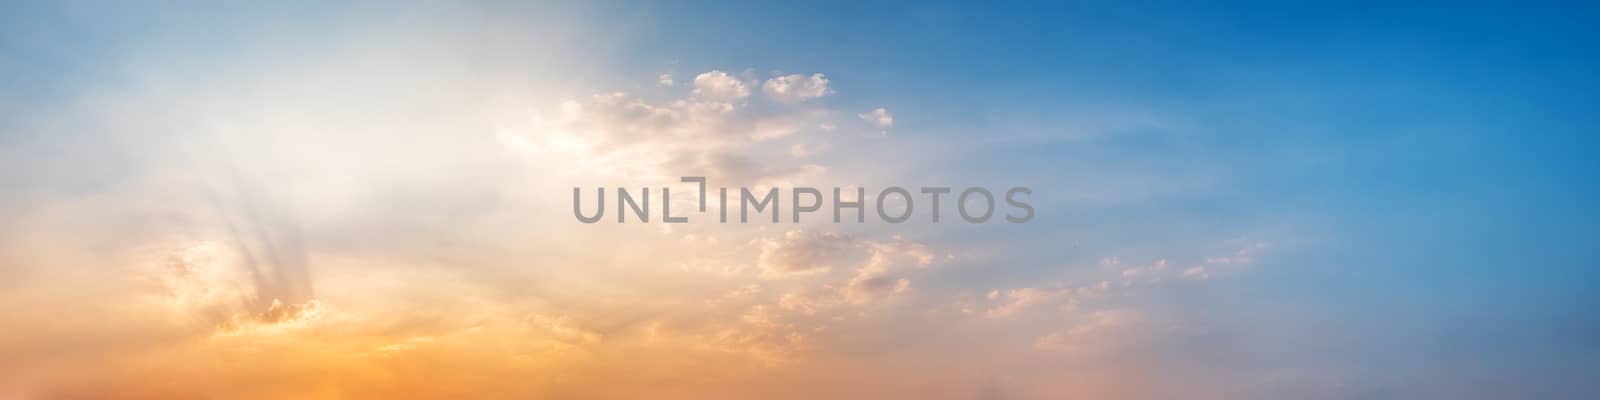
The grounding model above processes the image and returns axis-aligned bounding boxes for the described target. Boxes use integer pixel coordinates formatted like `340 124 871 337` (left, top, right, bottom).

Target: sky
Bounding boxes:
1 2 1597 399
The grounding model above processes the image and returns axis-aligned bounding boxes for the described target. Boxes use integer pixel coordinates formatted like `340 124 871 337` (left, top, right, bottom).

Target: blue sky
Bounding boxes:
609 1 1600 319
1 2 1597 399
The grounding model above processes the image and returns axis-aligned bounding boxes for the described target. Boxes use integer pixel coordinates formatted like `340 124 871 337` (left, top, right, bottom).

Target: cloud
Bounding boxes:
859 107 894 129
213 299 328 337
1189 241 1273 280
707 284 763 305
789 143 815 158
779 291 843 315
500 71 854 186
528 314 603 345
757 230 854 277
1075 280 1112 299
156 240 334 339
762 73 833 103
703 305 822 365
1033 310 1147 355
981 243 1273 322
1120 259 1168 279
843 275 912 300
754 231 936 312
838 239 929 301
986 287 1072 318
692 70 751 101
1206 241 1271 265
658 73 674 86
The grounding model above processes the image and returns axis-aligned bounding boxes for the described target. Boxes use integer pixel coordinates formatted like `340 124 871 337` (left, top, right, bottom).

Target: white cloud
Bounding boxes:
749 231 938 323
1206 241 1272 265
657 73 674 86
859 107 893 129
692 70 750 100
1033 310 1145 354
762 73 833 103
986 287 1072 318
1120 259 1168 279
754 230 934 283
517 87 824 184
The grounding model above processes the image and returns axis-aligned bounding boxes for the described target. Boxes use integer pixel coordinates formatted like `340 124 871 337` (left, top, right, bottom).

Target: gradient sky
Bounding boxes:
2 2 1597 399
